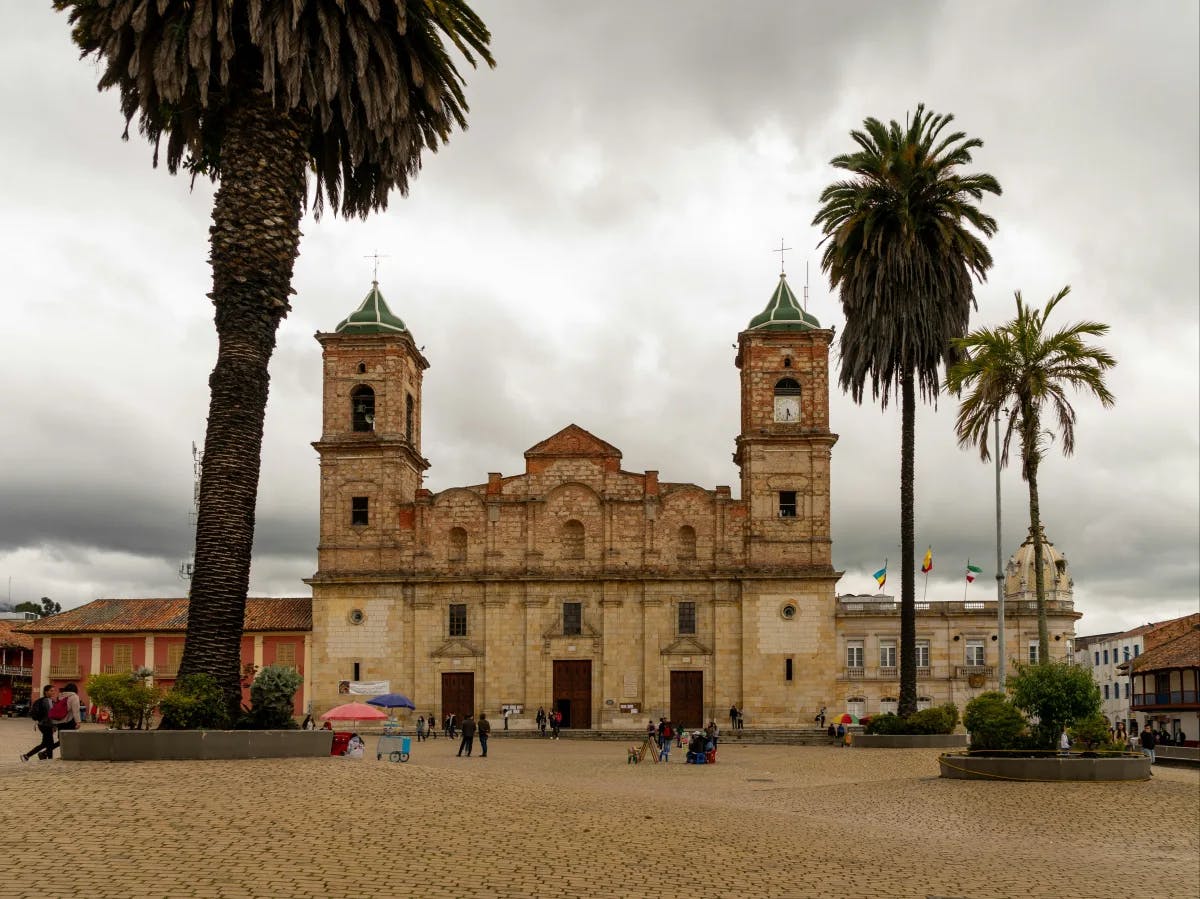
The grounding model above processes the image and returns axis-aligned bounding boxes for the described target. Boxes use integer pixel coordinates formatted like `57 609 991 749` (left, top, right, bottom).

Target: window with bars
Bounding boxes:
112 643 133 672
275 643 297 669
449 604 467 637
677 601 696 635
563 602 582 636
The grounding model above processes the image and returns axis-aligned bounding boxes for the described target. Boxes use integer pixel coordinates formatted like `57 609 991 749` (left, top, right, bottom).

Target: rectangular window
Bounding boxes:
59 644 78 667
879 698 898 716
965 640 985 667
677 601 696 635
785 658 793 681
1028 642 1039 665
352 661 361 681
166 642 184 673
1133 645 1140 657
563 602 582 636
351 496 369 526
1103 684 1110 699
879 640 897 669
275 643 297 669
111 643 133 673
778 491 797 518
1123 646 1130 661
915 641 930 669
449 604 467 637
1102 649 1109 665
1124 683 1130 698
846 641 864 668
1094 650 1100 666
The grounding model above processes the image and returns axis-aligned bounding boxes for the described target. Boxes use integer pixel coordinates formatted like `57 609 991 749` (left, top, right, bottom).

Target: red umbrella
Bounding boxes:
829 713 861 725
321 702 388 722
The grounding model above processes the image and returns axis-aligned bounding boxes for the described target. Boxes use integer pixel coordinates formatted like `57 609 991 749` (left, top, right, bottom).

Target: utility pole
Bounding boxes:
995 408 1006 690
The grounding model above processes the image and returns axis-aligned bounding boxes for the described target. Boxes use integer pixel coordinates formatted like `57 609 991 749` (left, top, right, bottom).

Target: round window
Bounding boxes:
781 602 797 620
348 608 366 625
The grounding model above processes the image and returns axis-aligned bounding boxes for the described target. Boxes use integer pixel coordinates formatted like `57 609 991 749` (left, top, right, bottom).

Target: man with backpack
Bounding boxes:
20 684 59 762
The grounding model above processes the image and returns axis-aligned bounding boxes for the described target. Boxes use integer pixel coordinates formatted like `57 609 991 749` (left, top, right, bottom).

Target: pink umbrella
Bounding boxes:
321 702 389 722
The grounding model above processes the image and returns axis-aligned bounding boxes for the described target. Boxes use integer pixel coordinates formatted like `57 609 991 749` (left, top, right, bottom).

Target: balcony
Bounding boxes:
156 665 180 678
878 666 898 680
102 664 134 675
844 667 865 679
1132 691 1199 708
955 665 995 680
48 664 80 679
0 664 32 677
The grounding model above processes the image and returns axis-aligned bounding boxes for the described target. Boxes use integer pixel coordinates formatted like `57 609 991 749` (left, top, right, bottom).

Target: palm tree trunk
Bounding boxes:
1027 461 1050 664
177 91 309 722
898 369 917 717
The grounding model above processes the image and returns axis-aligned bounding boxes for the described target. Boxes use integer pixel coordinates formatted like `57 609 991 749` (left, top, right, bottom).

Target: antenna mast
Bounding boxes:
179 442 202 581
803 260 809 311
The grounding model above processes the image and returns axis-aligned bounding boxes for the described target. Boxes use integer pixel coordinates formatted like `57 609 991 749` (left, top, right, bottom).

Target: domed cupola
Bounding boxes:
1004 527 1073 604
746 274 822 332
334 281 410 335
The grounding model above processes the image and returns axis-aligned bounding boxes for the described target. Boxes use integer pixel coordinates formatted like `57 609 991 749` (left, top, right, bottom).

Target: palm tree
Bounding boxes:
55 1 494 720
946 287 1115 663
813 105 1001 716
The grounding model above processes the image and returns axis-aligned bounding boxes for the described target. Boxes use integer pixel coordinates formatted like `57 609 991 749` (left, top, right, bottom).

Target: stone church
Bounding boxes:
308 274 844 728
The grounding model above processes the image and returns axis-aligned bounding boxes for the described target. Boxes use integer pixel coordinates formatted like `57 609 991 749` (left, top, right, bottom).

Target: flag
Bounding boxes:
921 547 933 573
966 562 982 584
873 565 887 588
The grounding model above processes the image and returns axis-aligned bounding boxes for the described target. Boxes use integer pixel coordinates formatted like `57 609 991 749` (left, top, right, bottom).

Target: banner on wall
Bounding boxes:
337 680 390 696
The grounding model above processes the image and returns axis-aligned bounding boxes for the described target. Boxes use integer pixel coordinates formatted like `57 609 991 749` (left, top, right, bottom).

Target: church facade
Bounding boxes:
308 275 844 728
306 276 1081 728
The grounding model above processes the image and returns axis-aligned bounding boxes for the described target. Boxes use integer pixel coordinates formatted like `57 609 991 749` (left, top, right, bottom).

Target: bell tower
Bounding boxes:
733 274 838 570
312 281 429 572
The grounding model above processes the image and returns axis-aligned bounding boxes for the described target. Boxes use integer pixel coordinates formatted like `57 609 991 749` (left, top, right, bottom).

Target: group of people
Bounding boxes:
413 713 441 741
727 704 745 730
19 682 82 762
646 717 719 762
453 713 491 757
827 722 852 747
535 706 562 739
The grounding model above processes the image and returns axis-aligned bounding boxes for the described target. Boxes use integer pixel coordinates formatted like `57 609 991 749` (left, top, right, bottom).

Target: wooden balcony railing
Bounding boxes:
48 664 80 679
102 664 134 675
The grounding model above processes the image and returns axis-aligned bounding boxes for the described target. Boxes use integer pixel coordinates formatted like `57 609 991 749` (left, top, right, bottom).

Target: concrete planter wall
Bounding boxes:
854 734 969 749
60 729 333 761
939 752 1152 781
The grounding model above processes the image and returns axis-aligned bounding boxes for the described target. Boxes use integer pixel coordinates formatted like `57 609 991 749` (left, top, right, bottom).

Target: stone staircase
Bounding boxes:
370 726 858 746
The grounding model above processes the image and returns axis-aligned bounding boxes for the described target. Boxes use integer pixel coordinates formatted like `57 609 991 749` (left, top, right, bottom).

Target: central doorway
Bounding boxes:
670 670 703 728
441 672 474 725
552 660 592 729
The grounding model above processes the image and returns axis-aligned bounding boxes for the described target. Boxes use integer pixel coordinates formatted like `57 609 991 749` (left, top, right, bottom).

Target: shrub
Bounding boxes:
238 664 303 729
964 692 1027 750
159 673 230 730
86 673 163 730
864 713 907 735
1069 713 1118 752
863 703 958 736
1008 661 1101 750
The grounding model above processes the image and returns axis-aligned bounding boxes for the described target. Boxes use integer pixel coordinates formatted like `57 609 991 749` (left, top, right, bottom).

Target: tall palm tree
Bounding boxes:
946 287 1115 663
813 105 1001 716
55 1 494 719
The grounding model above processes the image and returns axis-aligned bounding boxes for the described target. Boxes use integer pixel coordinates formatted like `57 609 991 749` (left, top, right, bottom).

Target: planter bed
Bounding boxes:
60 729 333 761
854 734 968 749
939 751 1151 781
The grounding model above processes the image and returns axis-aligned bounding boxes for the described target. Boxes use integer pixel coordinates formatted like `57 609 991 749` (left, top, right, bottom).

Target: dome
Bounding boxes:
746 274 821 332
1004 527 1073 602
334 282 410 335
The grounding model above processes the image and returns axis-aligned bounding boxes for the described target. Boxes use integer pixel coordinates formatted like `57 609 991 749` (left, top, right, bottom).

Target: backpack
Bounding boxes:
48 697 70 721
30 696 50 724
663 725 672 738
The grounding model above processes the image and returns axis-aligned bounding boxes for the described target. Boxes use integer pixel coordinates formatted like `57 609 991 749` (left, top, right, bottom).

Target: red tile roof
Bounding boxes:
0 620 34 650
17 598 311 634
1129 625 1199 673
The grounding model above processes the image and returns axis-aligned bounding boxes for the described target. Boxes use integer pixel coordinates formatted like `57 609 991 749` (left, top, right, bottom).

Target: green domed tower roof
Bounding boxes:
747 274 821 331
334 282 410 335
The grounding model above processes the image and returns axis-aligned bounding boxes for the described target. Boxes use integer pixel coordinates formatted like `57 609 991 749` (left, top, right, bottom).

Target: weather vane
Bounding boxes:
364 250 390 284
773 238 791 276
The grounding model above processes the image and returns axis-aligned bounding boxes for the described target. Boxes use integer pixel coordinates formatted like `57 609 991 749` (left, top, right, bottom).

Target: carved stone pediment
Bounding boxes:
661 636 712 656
430 638 484 659
525 424 622 462
541 616 601 641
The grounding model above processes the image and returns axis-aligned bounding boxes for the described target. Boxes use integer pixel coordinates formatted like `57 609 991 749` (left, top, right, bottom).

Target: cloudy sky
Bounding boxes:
1 2 1196 635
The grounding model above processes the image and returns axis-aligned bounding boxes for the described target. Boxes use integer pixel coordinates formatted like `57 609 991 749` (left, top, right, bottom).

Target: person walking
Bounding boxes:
737 709 745 731
477 713 491 758
502 707 510 731
1139 723 1156 762
729 704 738 730
551 709 562 740
836 722 846 747
536 706 547 737
815 706 827 727
416 716 426 742
20 684 58 762
457 714 477 757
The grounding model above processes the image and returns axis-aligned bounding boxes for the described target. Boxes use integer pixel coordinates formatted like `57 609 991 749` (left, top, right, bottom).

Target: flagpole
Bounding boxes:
963 560 969 603
995 407 1006 691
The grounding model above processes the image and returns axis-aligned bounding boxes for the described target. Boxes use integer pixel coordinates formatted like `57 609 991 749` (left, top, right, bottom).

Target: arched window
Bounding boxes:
405 393 415 442
678 525 696 560
351 386 375 432
562 520 584 560
846 697 866 718
773 378 801 423
449 527 467 563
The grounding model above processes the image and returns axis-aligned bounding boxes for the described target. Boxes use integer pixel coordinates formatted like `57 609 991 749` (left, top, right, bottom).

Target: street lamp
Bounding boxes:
995 407 1006 690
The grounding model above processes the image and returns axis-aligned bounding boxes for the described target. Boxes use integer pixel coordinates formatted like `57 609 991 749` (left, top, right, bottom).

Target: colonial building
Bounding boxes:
834 529 1080 716
19 598 312 716
0 618 35 713
306 277 1080 728
1127 612 1199 743
1075 625 1149 729
308 275 840 728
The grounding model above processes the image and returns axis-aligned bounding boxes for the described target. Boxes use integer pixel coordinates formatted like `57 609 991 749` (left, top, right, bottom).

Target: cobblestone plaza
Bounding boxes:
1 719 1196 899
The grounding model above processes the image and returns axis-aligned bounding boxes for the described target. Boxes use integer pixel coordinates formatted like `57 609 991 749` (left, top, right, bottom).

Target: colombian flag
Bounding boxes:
921 547 933 573
873 565 887 588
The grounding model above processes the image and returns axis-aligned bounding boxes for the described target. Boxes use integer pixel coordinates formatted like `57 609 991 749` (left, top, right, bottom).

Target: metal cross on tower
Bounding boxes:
364 250 390 284
773 238 791 275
